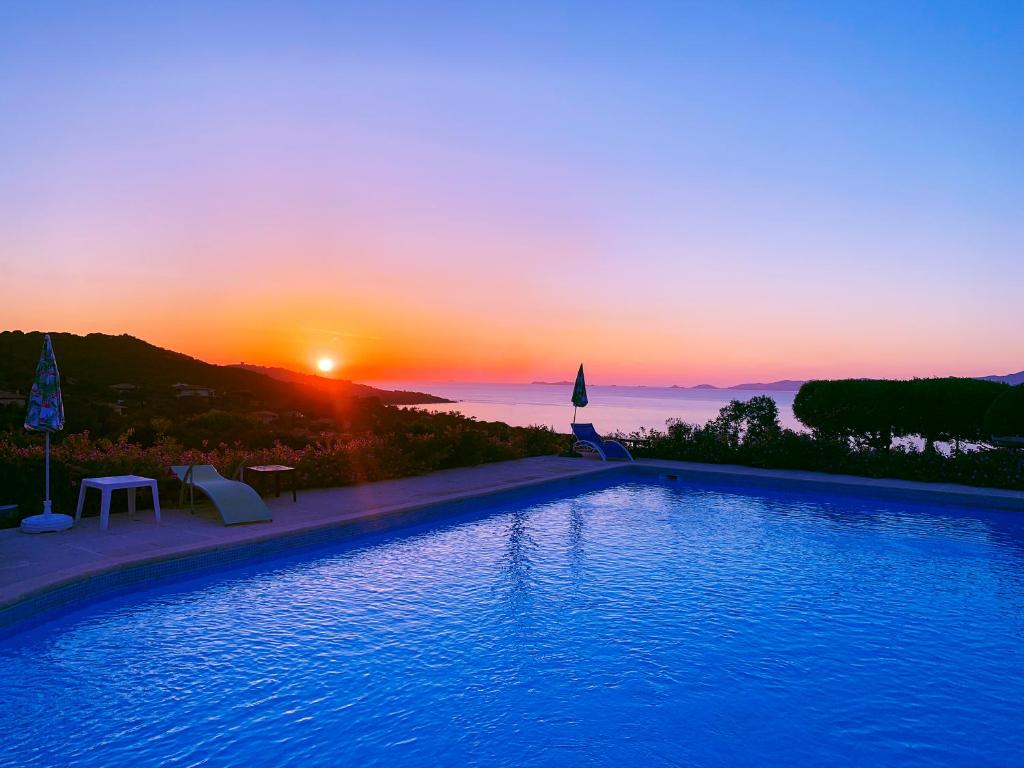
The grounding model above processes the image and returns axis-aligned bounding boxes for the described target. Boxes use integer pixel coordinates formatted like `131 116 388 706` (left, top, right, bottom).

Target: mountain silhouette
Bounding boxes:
0 331 448 407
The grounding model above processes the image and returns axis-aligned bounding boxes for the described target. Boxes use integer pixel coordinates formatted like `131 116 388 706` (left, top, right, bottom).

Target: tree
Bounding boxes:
708 396 782 450
984 385 1024 438
900 378 1008 451
794 379 902 451
794 377 1008 452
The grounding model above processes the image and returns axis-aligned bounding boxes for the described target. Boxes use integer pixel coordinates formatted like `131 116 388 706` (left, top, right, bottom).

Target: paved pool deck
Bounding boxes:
0 457 619 619
2 456 1022 629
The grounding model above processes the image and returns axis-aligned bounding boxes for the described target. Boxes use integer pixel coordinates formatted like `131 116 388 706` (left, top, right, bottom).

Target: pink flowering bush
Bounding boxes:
0 423 564 526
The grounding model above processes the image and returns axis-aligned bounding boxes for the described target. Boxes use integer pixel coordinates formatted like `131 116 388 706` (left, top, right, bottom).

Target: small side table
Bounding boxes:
245 465 297 501
75 475 161 531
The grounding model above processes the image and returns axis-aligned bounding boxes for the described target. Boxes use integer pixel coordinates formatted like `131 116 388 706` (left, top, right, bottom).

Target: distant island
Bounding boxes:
706 380 808 392
667 380 807 391
533 379 807 391
535 373 1024 390
980 370 1024 386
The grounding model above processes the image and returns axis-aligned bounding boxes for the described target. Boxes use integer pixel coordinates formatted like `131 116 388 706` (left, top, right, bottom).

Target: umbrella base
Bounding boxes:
20 513 74 534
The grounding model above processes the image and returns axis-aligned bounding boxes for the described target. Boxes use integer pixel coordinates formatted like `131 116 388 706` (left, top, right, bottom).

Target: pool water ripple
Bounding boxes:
2 479 1023 766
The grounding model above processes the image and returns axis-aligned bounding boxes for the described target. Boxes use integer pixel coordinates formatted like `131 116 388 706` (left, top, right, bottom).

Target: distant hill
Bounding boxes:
728 380 806 391
0 331 448 407
536 374 1023 392
980 371 1024 386
538 379 806 390
233 364 450 405
673 380 806 391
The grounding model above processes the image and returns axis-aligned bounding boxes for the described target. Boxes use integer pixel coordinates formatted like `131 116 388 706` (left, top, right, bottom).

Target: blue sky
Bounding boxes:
1 2 1021 382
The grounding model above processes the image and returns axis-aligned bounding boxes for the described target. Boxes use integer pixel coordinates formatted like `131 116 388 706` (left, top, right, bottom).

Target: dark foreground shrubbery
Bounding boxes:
629 395 1024 491
986 385 1024 437
0 414 564 527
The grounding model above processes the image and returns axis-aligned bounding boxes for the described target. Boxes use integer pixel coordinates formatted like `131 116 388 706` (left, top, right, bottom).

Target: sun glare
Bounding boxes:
317 357 334 373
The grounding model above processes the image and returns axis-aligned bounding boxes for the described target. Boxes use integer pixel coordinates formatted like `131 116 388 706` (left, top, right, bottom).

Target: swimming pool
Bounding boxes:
2 475 1023 767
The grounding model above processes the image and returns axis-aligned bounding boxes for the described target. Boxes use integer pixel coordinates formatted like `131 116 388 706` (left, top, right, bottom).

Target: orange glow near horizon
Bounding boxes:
1 5 1021 386
2 296 1019 387
2 147 1017 385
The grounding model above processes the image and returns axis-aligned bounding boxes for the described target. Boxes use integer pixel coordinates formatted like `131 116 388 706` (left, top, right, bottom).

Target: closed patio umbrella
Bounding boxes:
571 363 588 424
21 334 74 533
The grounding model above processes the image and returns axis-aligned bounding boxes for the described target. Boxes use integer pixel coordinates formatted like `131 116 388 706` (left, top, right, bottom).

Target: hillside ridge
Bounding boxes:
0 331 447 406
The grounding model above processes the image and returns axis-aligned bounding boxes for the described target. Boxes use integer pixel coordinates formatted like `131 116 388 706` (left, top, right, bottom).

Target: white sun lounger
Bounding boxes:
171 464 272 525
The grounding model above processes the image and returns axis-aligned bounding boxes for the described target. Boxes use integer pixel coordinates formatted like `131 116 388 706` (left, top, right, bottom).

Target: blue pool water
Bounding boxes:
2 477 1023 767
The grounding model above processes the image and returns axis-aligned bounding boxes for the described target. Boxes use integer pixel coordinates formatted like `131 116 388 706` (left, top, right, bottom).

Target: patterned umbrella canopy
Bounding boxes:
24 334 65 432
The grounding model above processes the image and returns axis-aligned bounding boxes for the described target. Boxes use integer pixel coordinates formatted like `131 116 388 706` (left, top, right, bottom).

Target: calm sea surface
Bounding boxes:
368 382 800 434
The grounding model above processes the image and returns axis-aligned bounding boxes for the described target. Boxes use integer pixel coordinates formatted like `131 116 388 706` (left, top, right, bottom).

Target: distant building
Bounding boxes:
172 383 215 398
0 390 26 407
249 410 279 425
223 389 255 405
107 403 127 415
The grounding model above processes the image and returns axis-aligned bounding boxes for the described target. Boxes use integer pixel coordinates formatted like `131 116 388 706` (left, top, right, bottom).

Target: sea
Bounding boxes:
366 381 800 435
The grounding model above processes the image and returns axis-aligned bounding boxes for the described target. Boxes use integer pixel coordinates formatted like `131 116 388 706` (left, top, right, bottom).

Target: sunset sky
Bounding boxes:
1 2 1021 385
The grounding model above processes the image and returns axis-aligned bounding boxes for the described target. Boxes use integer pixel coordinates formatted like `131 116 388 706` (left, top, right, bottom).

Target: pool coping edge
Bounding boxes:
0 461 626 636
3 457 1022 636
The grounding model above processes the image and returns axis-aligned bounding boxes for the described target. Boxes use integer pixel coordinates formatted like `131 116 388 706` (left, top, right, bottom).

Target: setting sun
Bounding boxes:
2 5 1023 767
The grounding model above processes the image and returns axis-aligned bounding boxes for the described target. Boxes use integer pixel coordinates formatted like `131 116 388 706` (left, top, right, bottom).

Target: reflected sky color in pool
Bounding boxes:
2 478 1023 767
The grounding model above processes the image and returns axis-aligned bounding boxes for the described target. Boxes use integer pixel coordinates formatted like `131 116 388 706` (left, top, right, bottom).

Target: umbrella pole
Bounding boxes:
44 431 51 517
573 406 577 424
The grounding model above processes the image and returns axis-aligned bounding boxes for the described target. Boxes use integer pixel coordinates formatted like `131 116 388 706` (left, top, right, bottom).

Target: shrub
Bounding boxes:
632 396 1024 491
794 377 1007 451
984 385 1024 437
793 379 904 450
899 378 1008 449
0 449 74 521
0 421 564 528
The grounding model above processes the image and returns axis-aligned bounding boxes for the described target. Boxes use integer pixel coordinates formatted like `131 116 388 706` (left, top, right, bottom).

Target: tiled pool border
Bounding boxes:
2 460 1022 638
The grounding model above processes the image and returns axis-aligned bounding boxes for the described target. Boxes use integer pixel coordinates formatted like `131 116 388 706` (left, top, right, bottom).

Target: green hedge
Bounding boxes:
985 385 1024 437
793 377 1009 450
630 395 1024 491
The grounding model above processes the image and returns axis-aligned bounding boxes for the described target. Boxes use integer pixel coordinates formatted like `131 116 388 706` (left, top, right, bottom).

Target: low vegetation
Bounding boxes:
1 331 566 525
3 359 1022 527
0 411 563 526
792 377 1010 452
629 382 1024 491
985 384 1024 438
